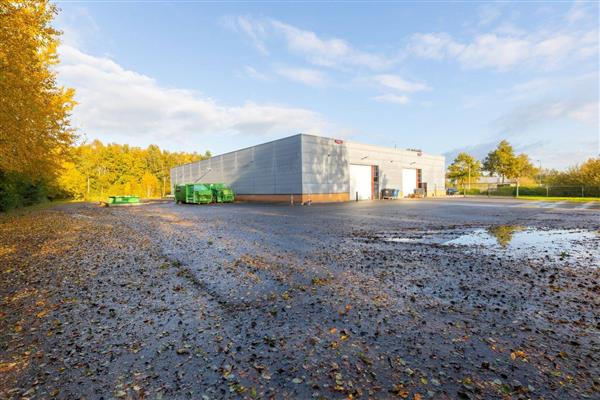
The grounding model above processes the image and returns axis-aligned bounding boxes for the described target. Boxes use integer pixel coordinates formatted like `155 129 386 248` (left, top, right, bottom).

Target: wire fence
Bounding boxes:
454 184 600 198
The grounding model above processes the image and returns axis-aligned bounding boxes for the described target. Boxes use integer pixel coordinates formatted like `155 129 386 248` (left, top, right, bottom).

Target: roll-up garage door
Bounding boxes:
349 164 372 200
402 168 417 197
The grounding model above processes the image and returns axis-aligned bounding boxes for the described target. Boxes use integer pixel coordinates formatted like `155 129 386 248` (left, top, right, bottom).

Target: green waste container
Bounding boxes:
220 186 235 203
174 184 186 203
206 183 235 203
175 184 213 204
107 195 140 205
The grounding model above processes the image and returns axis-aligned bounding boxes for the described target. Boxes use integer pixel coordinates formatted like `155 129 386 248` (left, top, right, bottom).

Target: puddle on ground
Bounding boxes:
378 226 599 265
444 227 599 264
384 237 419 243
445 227 594 248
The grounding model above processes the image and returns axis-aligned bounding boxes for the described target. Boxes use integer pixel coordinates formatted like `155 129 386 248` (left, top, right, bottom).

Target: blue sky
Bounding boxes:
54 1 598 169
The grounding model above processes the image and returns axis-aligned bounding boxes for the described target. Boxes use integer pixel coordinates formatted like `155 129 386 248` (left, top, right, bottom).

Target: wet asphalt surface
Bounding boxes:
1 197 599 400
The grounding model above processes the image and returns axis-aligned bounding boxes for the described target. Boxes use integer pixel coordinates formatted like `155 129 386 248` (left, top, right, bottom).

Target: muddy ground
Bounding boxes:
1 198 599 400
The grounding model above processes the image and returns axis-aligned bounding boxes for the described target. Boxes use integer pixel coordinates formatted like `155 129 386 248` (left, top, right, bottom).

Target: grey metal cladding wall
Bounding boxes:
170 135 303 194
301 135 349 194
345 142 445 191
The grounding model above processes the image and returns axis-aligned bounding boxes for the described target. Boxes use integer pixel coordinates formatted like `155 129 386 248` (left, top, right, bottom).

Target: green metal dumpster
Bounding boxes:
107 195 140 205
207 183 235 203
175 184 213 204
174 184 186 203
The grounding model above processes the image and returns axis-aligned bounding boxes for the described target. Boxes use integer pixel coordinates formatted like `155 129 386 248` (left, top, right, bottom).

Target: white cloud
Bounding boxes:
225 16 395 71
478 4 502 26
409 1 598 71
566 0 592 24
56 45 326 147
533 137 599 169
461 34 530 69
276 67 327 86
568 102 599 126
408 33 461 60
495 72 598 106
577 30 599 59
532 34 576 66
493 99 599 135
372 94 410 105
500 78 549 102
243 65 269 81
409 28 598 70
496 72 599 121
372 74 430 92
221 16 269 55
270 20 393 70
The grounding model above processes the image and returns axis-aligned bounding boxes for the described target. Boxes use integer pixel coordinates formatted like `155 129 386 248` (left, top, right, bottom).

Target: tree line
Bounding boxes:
0 1 206 211
542 159 600 187
447 140 600 190
0 1 75 210
59 141 208 201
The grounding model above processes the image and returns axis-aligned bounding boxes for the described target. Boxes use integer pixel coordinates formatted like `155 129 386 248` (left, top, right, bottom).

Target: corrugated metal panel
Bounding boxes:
301 135 350 194
170 134 303 195
345 140 445 194
171 133 446 197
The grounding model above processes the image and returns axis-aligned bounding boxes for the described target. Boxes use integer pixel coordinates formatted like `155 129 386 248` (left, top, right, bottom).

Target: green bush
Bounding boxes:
488 185 600 198
464 188 481 195
517 186 546 196
492 186 515 196
0 173 18 211
0 171 50 212
546 186 599 197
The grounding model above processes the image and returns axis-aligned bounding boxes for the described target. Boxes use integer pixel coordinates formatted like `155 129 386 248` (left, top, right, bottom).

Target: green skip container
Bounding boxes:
207 183 235 203
108 195 140 205
175 184 213 204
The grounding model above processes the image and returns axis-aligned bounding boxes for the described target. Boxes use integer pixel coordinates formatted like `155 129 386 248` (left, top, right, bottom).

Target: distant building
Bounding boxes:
476 176 516 186
171 134 446 202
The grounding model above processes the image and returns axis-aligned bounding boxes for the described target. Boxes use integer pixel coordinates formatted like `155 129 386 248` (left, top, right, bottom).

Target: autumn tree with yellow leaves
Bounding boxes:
0 2 207 209
0 1 76 210
61 140 208 201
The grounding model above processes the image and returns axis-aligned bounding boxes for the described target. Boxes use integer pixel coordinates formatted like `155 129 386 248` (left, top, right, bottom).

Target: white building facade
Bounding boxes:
171 134 445 202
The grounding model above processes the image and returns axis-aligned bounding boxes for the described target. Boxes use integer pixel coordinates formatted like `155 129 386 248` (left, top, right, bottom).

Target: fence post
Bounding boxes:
582 186 584 197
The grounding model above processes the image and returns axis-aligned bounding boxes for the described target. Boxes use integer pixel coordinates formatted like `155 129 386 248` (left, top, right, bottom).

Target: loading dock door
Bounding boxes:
402 168 417 197
349 164 372 200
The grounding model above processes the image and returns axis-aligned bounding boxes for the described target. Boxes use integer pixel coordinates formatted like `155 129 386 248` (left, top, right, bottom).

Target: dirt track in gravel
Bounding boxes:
1 198 599 399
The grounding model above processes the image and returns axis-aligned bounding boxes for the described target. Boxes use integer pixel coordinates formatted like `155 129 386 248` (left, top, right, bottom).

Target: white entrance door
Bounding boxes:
402 168 417 197
349 164 372 200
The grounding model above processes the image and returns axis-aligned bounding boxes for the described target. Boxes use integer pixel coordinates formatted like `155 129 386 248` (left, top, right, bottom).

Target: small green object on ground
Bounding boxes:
107 196 140 206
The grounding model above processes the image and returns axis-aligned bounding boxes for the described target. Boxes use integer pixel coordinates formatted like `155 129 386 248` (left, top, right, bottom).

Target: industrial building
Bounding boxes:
170 134 445 202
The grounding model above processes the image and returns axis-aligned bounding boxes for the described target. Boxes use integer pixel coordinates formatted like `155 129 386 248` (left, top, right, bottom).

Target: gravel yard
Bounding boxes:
1 198 599 399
